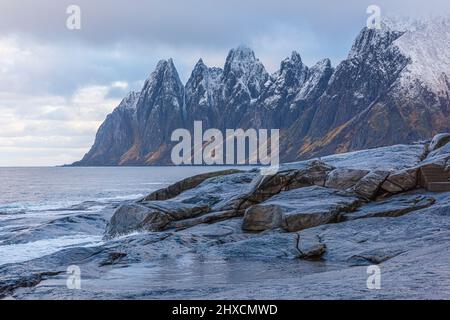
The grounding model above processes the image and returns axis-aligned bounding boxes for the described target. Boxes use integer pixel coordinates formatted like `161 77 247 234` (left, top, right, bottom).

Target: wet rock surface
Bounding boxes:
2 135 450 299
243 186 362 232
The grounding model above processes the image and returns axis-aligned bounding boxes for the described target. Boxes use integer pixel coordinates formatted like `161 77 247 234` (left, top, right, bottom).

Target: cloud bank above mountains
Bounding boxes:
1 0 450 166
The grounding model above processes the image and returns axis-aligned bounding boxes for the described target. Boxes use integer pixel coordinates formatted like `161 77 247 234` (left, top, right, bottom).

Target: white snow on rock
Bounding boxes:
386 17 450 94
296 58 331 101
117 91 140 111
284 143 425 172
223 45 269 98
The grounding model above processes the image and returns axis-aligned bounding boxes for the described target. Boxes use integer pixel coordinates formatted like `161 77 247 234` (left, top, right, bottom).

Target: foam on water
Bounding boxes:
0 234 104 266
0 166 237 268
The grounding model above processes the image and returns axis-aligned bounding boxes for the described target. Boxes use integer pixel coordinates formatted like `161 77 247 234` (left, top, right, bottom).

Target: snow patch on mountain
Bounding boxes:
296 58 332 101
117 91 140 111
223 45 269 98
388 17 450 93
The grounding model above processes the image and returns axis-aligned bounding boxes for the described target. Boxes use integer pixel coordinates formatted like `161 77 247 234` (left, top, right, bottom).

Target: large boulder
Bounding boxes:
429 133 450 152
298 243 327 260
106 171 258 238
239 160 334 209
239 169 298 207
105 204 171 238
426 139 450 163
316 144 425 171
287 160 335 189
325 168 369 190
381 168 418 194
169 210 243 230
343 193 436 220
204 232 300 259
242 205 283 231
157 171 257 212
140 169 242 201
242 186 362 232
351 170 390 199
105 202 210 238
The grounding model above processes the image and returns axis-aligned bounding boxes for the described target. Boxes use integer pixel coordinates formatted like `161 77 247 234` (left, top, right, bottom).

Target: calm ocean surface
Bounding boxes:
0 166 239 212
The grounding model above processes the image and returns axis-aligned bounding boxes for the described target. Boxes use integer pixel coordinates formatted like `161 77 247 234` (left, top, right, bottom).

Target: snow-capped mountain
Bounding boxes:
72 18 450 166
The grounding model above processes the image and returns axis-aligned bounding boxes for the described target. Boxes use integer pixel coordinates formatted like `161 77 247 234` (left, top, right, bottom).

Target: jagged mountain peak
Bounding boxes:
156 58 169 66
277 51 308 85
346 17 450 94
222 45 269 99
279 51 304 70
117 91 140 111
289 50 302 62
190 58 223 76
140 58 183 98
74 19 450 166
227 45 257 60
260 51 310 105
188 58 222 82
347 25 405 60
382 16 450 32
148 58 180 80
152 58 178 74
186 58 222 101
191 58 208 74
223 45 266 76
388 17 450 93
294 58 333 101
312 58 331 69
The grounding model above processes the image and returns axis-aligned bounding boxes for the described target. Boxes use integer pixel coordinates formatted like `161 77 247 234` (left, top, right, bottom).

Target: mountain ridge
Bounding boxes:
72 18 450 166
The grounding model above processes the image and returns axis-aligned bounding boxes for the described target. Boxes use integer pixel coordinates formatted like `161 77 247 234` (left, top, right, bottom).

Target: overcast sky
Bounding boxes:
1 0 449 166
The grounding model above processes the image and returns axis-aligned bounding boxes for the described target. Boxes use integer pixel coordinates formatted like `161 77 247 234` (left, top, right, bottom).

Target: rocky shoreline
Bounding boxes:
1 134 450 299
105 134 449 238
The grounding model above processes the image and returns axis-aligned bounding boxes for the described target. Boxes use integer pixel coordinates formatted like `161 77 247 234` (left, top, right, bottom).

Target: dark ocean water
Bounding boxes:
0 166 237 265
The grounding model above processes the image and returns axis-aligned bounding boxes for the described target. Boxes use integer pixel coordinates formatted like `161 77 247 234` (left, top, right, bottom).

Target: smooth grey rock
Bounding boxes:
7 132 450 300
140 169 242 201
352 170 389 199
426 140 450 163
106 172 256 238
178 171 257 212
142 201 210 221
287 160 335 189
281 187 362 232
298 243 327 260
242 205 283 231
344 192 436 220
168 210 243 230
298 192 450 269
205 232 300 259
429 133 450 152
325 168 369 190
239 169 298 206
283 144 425 172
240 160 334 209
105 204 171 238
98 252 127 267
243 186 362 232
5 188 450 300
381 168 418 194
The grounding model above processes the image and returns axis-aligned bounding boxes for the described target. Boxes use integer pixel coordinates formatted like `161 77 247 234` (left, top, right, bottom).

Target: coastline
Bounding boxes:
1 135 450 299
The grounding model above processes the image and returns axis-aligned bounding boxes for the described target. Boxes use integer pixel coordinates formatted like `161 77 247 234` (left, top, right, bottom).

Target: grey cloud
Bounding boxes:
1 0 450 166
3 0 449 95
2 0 450 45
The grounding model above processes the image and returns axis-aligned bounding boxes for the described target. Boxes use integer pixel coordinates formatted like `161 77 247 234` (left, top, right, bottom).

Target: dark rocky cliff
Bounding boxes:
73 19 450 166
